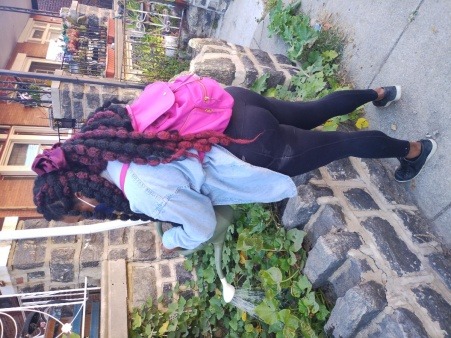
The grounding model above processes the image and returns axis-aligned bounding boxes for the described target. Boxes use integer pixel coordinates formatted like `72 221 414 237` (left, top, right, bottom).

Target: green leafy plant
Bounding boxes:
268 0 318 61
28 84 44 102
264 0 367 130
130 34 189 82
125 1 190 82
130 204 329 337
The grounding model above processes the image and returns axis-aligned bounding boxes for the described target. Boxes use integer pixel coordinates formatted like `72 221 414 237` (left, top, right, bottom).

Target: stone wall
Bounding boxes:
281 157 451 337
7 219 190 310
182 0 231 45
68 0 113 26
11 24 451 335
188 38 299 88
51 77 141 120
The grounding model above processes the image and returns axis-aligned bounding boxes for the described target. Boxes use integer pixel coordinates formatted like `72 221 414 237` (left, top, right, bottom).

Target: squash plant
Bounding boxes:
130 204 329 337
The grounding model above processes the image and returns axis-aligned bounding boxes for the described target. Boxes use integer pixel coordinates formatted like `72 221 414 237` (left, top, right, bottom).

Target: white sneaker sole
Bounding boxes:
382 85 402 107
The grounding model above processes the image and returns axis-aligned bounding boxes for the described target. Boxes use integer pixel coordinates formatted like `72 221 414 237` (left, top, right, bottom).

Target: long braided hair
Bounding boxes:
33 101 250 222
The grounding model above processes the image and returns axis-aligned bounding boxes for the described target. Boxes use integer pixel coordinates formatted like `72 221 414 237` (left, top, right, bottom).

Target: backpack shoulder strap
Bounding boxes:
119 163 130 196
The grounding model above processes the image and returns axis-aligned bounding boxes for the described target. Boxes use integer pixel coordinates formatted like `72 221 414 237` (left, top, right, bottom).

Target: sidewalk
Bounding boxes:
217 0 451 247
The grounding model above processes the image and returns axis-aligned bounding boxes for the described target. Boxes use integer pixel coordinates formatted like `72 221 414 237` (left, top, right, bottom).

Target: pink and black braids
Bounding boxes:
62 104 249 168
33 167 153 222
33 102 251 221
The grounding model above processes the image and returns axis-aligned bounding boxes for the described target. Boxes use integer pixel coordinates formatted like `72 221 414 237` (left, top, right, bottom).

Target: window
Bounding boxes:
7 144 51 166
32 30 44 39
0 127 7 156
49 30 61 41
8 144 32 166
0 127 71 176
29 23 61 44
29 61 61 74
19 19 62 44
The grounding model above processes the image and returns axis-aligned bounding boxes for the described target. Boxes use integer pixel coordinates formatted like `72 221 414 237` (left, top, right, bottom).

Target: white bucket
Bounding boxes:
164 35 178 57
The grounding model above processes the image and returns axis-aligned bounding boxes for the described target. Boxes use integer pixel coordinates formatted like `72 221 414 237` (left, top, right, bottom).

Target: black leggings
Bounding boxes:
224 87 410 176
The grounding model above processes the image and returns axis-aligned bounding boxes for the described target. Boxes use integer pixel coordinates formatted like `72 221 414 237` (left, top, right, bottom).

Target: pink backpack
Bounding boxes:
126 74 234 135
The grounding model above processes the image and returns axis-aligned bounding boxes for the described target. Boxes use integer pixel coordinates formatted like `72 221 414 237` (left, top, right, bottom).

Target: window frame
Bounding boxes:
19 19 62 44
0 126 71 176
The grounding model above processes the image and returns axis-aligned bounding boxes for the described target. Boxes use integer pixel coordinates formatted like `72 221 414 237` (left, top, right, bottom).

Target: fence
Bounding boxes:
121 0 186 82
0 76 52 108
0 278 100 338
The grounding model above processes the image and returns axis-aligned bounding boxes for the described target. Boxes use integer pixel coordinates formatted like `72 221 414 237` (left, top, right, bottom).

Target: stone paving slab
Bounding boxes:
297 0 451 247
300 0 423 89
214 0 265 46
365 0 451 226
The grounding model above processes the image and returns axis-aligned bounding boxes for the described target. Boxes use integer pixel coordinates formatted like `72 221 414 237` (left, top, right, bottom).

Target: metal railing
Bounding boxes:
121 0 186 82
0 277 100 338
0 76 52 108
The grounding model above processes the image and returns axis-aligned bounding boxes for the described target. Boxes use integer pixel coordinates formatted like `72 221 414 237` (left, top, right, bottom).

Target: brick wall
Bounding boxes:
0 102 50 219
0 179 39 219
0 102 49 127
0 209 41 219
14 42 50 59
0 180 35 210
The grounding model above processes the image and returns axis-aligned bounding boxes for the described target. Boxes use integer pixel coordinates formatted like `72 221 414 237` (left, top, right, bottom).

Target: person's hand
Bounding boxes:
161 243 181 254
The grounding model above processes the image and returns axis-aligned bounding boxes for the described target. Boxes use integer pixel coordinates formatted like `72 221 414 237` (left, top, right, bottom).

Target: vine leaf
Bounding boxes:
159 321 169 335
287 229 306 252
255 300 279 325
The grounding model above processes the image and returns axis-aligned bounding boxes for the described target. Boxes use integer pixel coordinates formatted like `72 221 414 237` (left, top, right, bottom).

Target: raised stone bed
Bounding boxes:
281 157 451 337
188 38 299 88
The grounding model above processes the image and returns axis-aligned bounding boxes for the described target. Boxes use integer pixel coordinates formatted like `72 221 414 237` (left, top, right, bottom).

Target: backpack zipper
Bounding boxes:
197 78 210 102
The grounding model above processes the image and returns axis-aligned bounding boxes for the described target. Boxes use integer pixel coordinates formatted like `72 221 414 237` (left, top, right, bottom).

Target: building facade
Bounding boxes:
0 12 65 221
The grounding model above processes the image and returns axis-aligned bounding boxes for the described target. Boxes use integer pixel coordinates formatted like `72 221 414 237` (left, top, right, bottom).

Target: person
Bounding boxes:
32 83 437 251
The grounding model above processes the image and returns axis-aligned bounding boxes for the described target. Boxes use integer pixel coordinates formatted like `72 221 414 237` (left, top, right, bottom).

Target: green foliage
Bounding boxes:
262 0 280 18
268 0 318 61
131 34 189 82
130 204 329 337
125 1 190 82
251 73 270 94
263 0 364 129
25 83 46 103
266 0 344 100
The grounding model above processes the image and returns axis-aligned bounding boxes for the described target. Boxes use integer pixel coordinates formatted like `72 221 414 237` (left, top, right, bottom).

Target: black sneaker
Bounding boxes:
394 139 437 182
373 86 402 107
